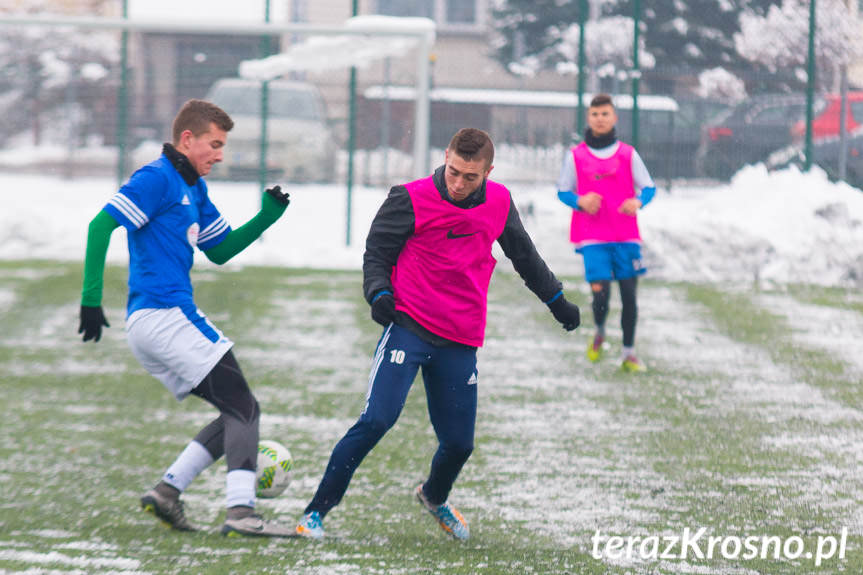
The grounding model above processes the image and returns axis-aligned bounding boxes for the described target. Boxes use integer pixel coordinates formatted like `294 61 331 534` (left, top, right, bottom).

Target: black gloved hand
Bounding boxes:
370 292 397 326
79 305 110 342
265 185 291 207
548 295 580 331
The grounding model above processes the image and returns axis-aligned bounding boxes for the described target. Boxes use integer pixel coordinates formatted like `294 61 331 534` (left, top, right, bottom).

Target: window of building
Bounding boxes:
376 0 484 32
376 0 433 19
446 2 476 24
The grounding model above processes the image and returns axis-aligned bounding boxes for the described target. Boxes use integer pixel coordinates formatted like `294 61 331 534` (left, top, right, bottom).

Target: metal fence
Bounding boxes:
0 3 862 190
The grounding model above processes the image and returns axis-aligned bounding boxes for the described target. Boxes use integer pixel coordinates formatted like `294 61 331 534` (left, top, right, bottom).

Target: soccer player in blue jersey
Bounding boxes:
78 99 294 537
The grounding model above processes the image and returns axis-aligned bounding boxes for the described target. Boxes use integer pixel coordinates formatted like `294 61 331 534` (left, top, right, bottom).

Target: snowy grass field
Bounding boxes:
1 260 863 574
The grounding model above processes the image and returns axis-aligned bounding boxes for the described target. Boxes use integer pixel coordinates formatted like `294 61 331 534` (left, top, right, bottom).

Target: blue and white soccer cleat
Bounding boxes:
415 484 470 540
295 511 325 539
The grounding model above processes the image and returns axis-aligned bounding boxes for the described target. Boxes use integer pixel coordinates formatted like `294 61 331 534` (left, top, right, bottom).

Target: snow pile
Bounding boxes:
1 162 863 286
640 164 863 285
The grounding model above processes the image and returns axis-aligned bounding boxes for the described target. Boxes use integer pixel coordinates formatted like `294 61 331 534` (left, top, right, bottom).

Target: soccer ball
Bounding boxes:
256 439 293 498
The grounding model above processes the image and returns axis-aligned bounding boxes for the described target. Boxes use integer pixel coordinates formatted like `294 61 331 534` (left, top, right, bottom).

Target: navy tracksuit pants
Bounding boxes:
305 323 478 516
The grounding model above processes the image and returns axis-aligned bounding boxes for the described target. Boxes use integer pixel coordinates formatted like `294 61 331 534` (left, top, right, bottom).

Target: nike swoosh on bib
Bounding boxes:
446 229 477 239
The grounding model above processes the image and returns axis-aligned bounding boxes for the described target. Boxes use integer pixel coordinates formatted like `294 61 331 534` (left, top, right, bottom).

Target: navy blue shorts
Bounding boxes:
361 323 478 436
578 242 646 283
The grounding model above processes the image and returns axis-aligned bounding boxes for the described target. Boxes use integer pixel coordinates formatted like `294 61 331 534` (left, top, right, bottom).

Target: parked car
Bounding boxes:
790 92 863 142
696 94 808 180
767 128 863 190
641 97 731 180
204 78 336 182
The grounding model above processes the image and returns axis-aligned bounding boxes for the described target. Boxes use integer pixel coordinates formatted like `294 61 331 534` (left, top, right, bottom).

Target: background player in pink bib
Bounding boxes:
557 94 657 372
295 128 581 541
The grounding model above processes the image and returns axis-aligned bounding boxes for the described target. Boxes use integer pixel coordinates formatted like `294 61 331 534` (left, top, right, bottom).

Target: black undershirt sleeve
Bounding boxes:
497 198 563 303
362 186 415 303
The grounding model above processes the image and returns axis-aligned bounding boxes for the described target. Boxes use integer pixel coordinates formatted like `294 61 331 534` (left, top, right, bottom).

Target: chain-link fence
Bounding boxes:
0 12 433 189
0 2 861 189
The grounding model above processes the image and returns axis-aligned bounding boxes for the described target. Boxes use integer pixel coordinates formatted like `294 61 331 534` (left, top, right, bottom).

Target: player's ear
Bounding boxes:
178 129 194 150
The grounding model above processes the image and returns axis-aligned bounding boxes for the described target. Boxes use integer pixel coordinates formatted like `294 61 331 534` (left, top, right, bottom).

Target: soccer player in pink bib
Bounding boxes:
295 128 581 540
557 94 656 372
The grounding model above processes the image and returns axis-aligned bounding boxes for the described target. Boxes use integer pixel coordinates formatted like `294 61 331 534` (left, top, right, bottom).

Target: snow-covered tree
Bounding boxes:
0 4 119 146
735 0 863 91
696 67 748 103
490 0 790 94
502 18 654 79
491 0 586 74
553 15 655 77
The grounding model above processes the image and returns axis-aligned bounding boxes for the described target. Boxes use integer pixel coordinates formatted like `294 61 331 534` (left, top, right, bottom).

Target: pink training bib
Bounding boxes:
391 176 510 346
569 142 641 247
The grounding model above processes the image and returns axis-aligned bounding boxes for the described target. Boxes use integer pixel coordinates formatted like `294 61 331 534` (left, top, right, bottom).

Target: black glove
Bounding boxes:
265 185 290 207
370 292 397 326
79 305 110 342
548 295 580 331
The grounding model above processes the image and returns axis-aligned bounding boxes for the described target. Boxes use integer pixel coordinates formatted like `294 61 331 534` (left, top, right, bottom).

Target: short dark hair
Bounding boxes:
589 93 614 109
172 99 234 145
447 128 494 167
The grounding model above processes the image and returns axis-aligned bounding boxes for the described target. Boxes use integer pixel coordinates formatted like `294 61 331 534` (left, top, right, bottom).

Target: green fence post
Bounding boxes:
258 0 272 195
576 0 587 136
115 0 129 187
346 0 359 246
631 0 640 150
804 0 816 171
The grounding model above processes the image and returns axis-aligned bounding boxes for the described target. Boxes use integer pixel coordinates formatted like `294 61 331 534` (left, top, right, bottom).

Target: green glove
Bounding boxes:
205 186 290 264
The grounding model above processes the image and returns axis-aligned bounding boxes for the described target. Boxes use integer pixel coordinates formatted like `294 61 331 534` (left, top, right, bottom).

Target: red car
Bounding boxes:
791 92 863 142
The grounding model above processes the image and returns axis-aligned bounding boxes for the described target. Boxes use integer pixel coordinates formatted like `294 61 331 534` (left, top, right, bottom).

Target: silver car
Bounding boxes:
205 78 336 182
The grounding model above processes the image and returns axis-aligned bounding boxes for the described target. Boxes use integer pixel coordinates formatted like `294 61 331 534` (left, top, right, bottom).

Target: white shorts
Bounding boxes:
126 306 234 401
